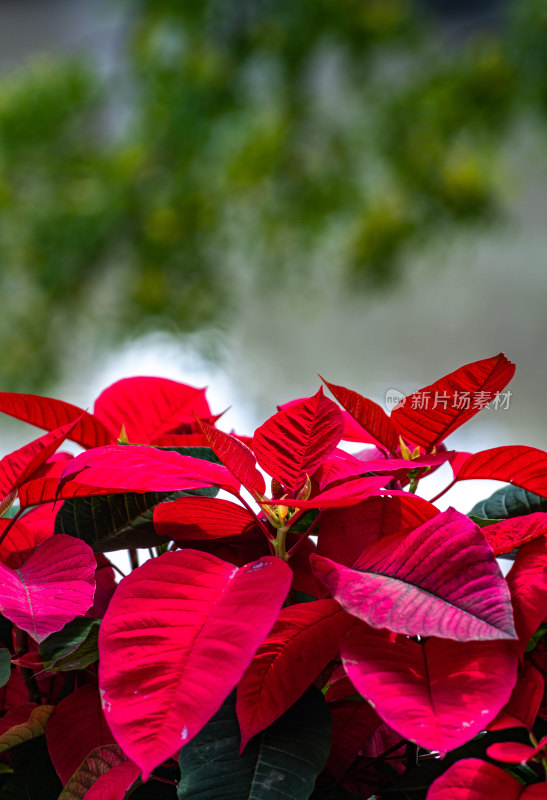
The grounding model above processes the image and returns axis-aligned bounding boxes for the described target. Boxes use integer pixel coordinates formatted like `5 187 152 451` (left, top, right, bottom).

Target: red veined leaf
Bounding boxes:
0 534 96 643
0 419 80 498
321 378 400 454
98 549 292 780
198 421 266 495
489 662 544 731
427 758 538 800
84 760 141 800
236 599 354 748
341 625 518 754
253 388 344 491
0 517 51 568
87 554 117 618
0 703 54 752
0 391 112 449
262 475 389 510
454 446 547 498
317 494 438 567
46 685 116 785
315 450 451 490
17 459 71 508
311 507 516 641
483 513 547 556
154 496 258 540
506 535 547 655
287 538 326 598
57 445 240 497
93 376 211 442
391 353 515 450
58 744 128 800
152 432 209 447
487 736 547 764
326 701 382 781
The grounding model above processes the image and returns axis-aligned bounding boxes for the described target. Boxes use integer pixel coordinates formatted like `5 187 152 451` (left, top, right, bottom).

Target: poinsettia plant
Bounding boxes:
0 355 545 799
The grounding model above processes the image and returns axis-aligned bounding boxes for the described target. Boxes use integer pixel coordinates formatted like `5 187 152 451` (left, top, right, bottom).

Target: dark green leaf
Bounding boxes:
54 488 216 552
39 618 100 672
0 775 28 799
468 515 502 528
309 783 362 799
470 484 547 520
0 647 11 688
178 687 331 800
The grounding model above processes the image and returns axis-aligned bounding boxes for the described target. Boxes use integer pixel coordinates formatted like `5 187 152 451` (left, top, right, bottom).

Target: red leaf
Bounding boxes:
262 475 389 510
46 685 116 785
93 376 211 442
154 496 258 540
0 517 51 569
483 514 547 556
57 445 240 497
317 494 438 567
237 599 354 748
84 760 140 800
98 549 292 779
199 422 266 495
311 508 516 641
327 701 382 780
487 736 547 764
253 388 344 491
427 759 534 800
454 446 547 497
0 392 111 449
506 535 547 655
0 535 96 642
342 626 518 754
58 744 129 799
489 662 544 731
391 353 515 450
321 378 400 455
0 420 79 498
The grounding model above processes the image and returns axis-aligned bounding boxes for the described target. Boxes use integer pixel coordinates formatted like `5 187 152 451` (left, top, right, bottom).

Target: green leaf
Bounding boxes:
468 514 502 528
39 618 100 672
55 446 221 552
470 484 547 520
178 687 331 800
0 647 11 688
0 775 27 799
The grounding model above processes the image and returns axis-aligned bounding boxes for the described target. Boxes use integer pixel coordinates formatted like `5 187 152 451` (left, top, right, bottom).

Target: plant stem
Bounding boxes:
128 549 139 571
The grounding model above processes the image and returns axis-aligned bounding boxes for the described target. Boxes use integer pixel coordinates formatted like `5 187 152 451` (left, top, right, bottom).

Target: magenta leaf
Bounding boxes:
321 378 401 454
427 758 533 800
93 376 212 442
341 625 518 754
311 507 516 641
98 549 292 780
84 760 140 800
454 445 547 497
199 421 266 495
58 744 129 800
0 391 112 449
261 474 389 510
487 736 547 764
0 535 96 643
391 353 515 450
317 494 438 567
253 388 344 491
57 444 240 497
237 599 354 748
153 496 258 540
46 685 116 785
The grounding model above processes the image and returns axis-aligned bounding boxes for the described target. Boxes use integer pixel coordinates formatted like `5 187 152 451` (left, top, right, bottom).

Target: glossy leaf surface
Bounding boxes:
99 549 292 779
341 626 518 754
427 758 540 800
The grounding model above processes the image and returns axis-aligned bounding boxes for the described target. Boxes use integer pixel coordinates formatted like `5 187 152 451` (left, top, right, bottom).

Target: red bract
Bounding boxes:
98 549 292 779
341 625 518 754
311 508 516 641
0 354 545 799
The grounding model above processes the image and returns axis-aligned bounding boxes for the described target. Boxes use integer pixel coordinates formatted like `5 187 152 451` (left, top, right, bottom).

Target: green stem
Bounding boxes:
273 525 290 560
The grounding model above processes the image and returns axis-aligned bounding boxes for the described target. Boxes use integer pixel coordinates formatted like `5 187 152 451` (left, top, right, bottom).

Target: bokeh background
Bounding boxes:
0 0 546 510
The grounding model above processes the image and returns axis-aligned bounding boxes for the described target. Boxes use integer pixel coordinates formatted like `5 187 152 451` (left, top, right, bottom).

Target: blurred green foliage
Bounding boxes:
0 0 546 388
